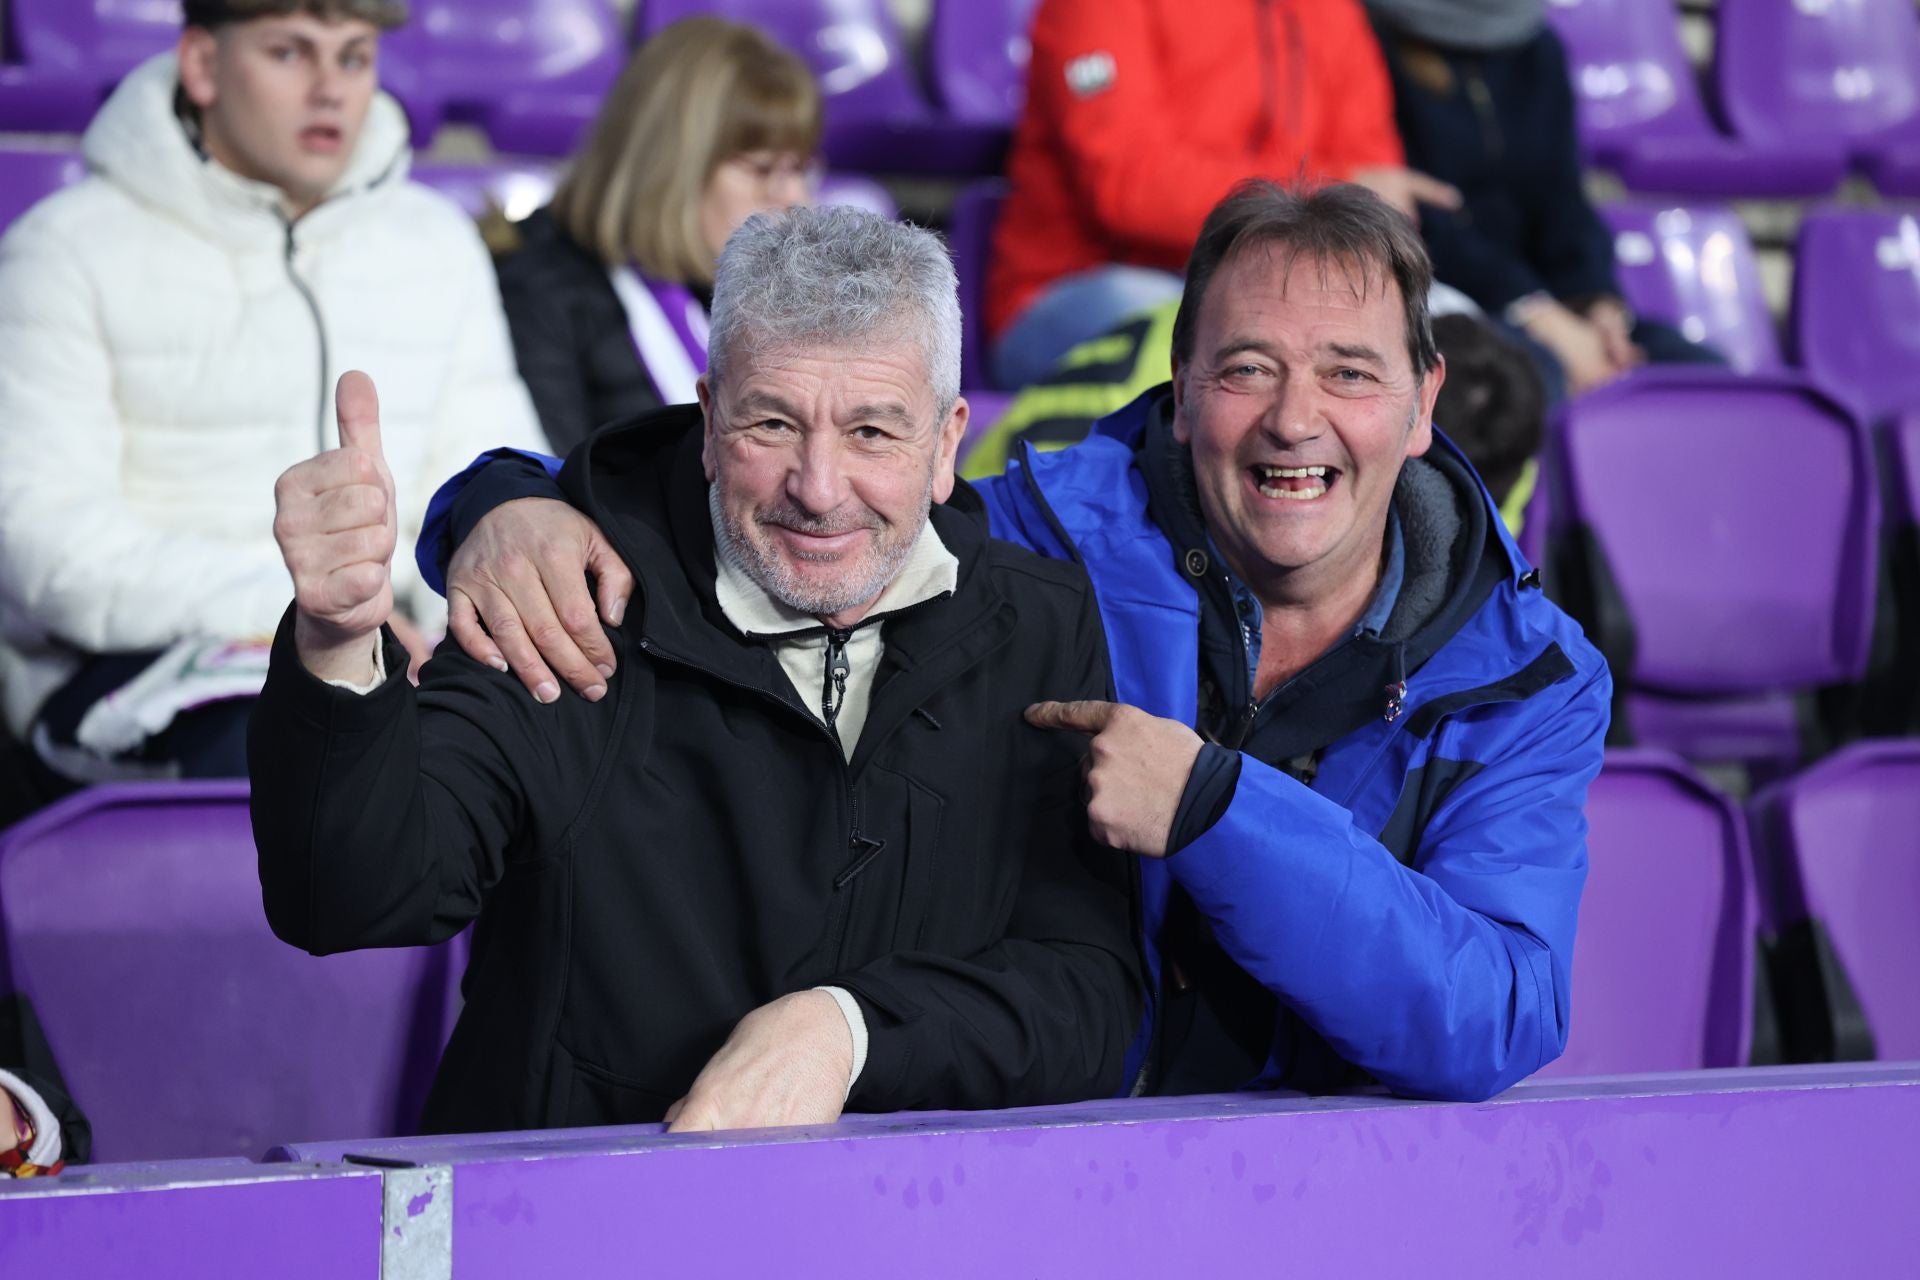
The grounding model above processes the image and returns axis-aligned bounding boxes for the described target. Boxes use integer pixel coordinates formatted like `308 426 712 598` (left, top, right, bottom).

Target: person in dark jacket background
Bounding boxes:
494 17 821 452
251 207 1141 1136
1367 0 1724 401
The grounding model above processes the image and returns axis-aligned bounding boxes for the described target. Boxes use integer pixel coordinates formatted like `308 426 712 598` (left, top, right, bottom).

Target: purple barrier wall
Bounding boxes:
294 1065 1920 1278
0 1161 385 1278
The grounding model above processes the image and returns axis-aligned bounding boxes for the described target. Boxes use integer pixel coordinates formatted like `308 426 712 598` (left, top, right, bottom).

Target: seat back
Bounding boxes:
928 0 1039 125
0 783 464 1162
641 0 931 163
0 148 85 238
1751 741 1920 1061
1793 210 1920 425
948 179 1008 391
379 0 624 152
1556 370 1879 699
8 0 180 81
1601 203 1781 372
1716 0 1920 150
1539 749 1755 1075
815 171 898 220
1543 0 1715 154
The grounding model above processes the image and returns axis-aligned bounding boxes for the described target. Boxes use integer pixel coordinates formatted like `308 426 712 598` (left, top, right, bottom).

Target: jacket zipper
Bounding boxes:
282 218 331 452
636 632 878 967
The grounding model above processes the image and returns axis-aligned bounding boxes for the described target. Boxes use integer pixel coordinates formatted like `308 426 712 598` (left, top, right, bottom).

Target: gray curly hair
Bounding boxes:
707 206 962 424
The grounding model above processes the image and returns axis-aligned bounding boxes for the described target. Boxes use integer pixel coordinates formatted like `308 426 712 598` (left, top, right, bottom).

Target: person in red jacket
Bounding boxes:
986 0 1458 390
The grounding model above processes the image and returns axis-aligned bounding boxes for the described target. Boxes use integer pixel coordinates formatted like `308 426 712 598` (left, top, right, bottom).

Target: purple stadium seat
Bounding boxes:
379 0 624 155
928 0 1038 126
814 172 898 220
948 179 1008 392
1552 370 1879 766
0 147 86 238
1543 0 1845 195
411 160 559 222
0 783 465 1162
0 0 181 132
1715 0 1920 184
1750 740 1920 1062
639 0 1002 176
1792 210 1920 426
1536 749 1755 1076
1600 203 1781 373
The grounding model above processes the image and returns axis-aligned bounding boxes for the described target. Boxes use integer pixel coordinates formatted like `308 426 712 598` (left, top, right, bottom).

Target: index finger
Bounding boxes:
1024 699 1121 735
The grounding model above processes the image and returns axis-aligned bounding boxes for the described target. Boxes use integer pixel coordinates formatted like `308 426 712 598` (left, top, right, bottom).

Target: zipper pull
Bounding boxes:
820 628 852 729
1384 679 1408 723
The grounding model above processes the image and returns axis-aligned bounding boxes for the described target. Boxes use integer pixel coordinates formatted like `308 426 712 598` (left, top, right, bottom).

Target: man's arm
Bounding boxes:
0 213 292 651
1169 665 1610 1101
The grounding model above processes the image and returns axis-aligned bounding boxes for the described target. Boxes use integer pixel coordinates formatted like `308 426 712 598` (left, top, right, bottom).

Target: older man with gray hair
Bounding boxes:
250 206 1142 1136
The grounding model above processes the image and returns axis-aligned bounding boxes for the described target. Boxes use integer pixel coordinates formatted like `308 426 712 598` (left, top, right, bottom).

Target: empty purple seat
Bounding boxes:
1544 0 1845 195
948 179 1009 392
1716 0 1920 187
0 148 85 239
928 0 1038 126
378 0 624 155
0 0 181 132
1536 749 1754 1076
1750 740 1920 1062
814 172 898 220
1551 370 1879 767
640 0 1003 176
1792 210 1920 426
0 783 464 1161
1601 203 1780 373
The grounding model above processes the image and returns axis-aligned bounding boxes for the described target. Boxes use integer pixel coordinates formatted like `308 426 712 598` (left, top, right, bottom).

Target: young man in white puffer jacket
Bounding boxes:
0 0 545 790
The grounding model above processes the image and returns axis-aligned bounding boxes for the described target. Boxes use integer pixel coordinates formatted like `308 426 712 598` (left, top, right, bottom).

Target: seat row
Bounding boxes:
1 746 1912 1163
9 1 1920 190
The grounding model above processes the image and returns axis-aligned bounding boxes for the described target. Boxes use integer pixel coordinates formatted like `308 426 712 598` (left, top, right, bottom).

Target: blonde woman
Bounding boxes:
497 18 822 451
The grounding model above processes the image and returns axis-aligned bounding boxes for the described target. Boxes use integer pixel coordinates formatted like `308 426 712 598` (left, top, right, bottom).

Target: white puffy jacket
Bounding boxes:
0 53 545 736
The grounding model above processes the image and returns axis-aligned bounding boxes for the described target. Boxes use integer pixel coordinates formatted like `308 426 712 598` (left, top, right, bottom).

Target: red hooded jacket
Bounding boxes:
986 0 1404 341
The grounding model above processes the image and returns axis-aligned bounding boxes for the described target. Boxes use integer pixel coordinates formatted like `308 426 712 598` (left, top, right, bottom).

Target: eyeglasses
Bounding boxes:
725 151 825 197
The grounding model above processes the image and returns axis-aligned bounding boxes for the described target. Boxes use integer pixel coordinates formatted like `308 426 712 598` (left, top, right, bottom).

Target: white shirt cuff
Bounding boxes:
0 1067 61 1168
324 632 388 696
811 985 868 1098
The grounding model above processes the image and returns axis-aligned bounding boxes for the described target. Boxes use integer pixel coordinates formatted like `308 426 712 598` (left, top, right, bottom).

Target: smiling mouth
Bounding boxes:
1251 464 1338 501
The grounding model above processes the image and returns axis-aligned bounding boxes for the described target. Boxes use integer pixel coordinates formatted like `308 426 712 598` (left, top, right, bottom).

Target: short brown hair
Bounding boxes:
183 0 407 30
1172 180 1438 378
549 17 822 283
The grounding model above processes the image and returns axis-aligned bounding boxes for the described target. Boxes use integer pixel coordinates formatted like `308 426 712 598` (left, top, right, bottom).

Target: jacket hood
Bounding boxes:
83 51 411 243
557 405 1001 665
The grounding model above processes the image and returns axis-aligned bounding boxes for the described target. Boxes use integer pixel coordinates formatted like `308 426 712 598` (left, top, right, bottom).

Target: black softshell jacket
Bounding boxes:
249 407 1143 1134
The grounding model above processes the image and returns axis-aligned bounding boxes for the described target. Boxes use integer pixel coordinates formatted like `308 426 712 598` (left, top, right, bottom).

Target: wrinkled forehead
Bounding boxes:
1219 242 1408 318
718 334 938 426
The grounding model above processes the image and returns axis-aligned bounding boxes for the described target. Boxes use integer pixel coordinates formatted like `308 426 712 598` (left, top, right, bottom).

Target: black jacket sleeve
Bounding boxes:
248 610 608 955
832 574 1146 1110
1524 29 1620 304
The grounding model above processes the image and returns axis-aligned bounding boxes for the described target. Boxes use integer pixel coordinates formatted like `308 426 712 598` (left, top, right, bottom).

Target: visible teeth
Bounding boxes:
1257 465 1328 478
1257 483 1328 500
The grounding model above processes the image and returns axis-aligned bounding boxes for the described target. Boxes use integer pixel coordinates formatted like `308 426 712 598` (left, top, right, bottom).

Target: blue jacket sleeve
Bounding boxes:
1165 663 1609 1102
413 449 565 596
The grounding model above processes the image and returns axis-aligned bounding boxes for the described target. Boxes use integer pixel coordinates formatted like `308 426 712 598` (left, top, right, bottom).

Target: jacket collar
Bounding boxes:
83 51 411 248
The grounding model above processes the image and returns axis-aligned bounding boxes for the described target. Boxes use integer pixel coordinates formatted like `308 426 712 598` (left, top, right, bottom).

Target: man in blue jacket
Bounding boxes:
419 181 1609 1102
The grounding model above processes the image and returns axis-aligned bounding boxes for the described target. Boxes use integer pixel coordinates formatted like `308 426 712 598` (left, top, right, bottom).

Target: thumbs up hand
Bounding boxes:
273 371 398 683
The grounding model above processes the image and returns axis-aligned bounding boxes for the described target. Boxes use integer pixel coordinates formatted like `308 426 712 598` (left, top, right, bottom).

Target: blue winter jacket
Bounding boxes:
417 387 1609 1103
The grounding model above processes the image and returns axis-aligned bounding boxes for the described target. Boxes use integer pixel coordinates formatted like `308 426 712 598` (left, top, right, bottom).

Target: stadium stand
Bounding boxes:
638 0 1004 176
1792 210 1920 427
1601 203 1781 374
0 783 464 1162
926 0 1037 129
0 0 177 133
947 179 1008 394
378 0 625 156
1549 369 1880 770
0 147 84 240
1715 0 1920 186
1543 0 1846 195
1538 749 1756 1076
1751 739 1920 1063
